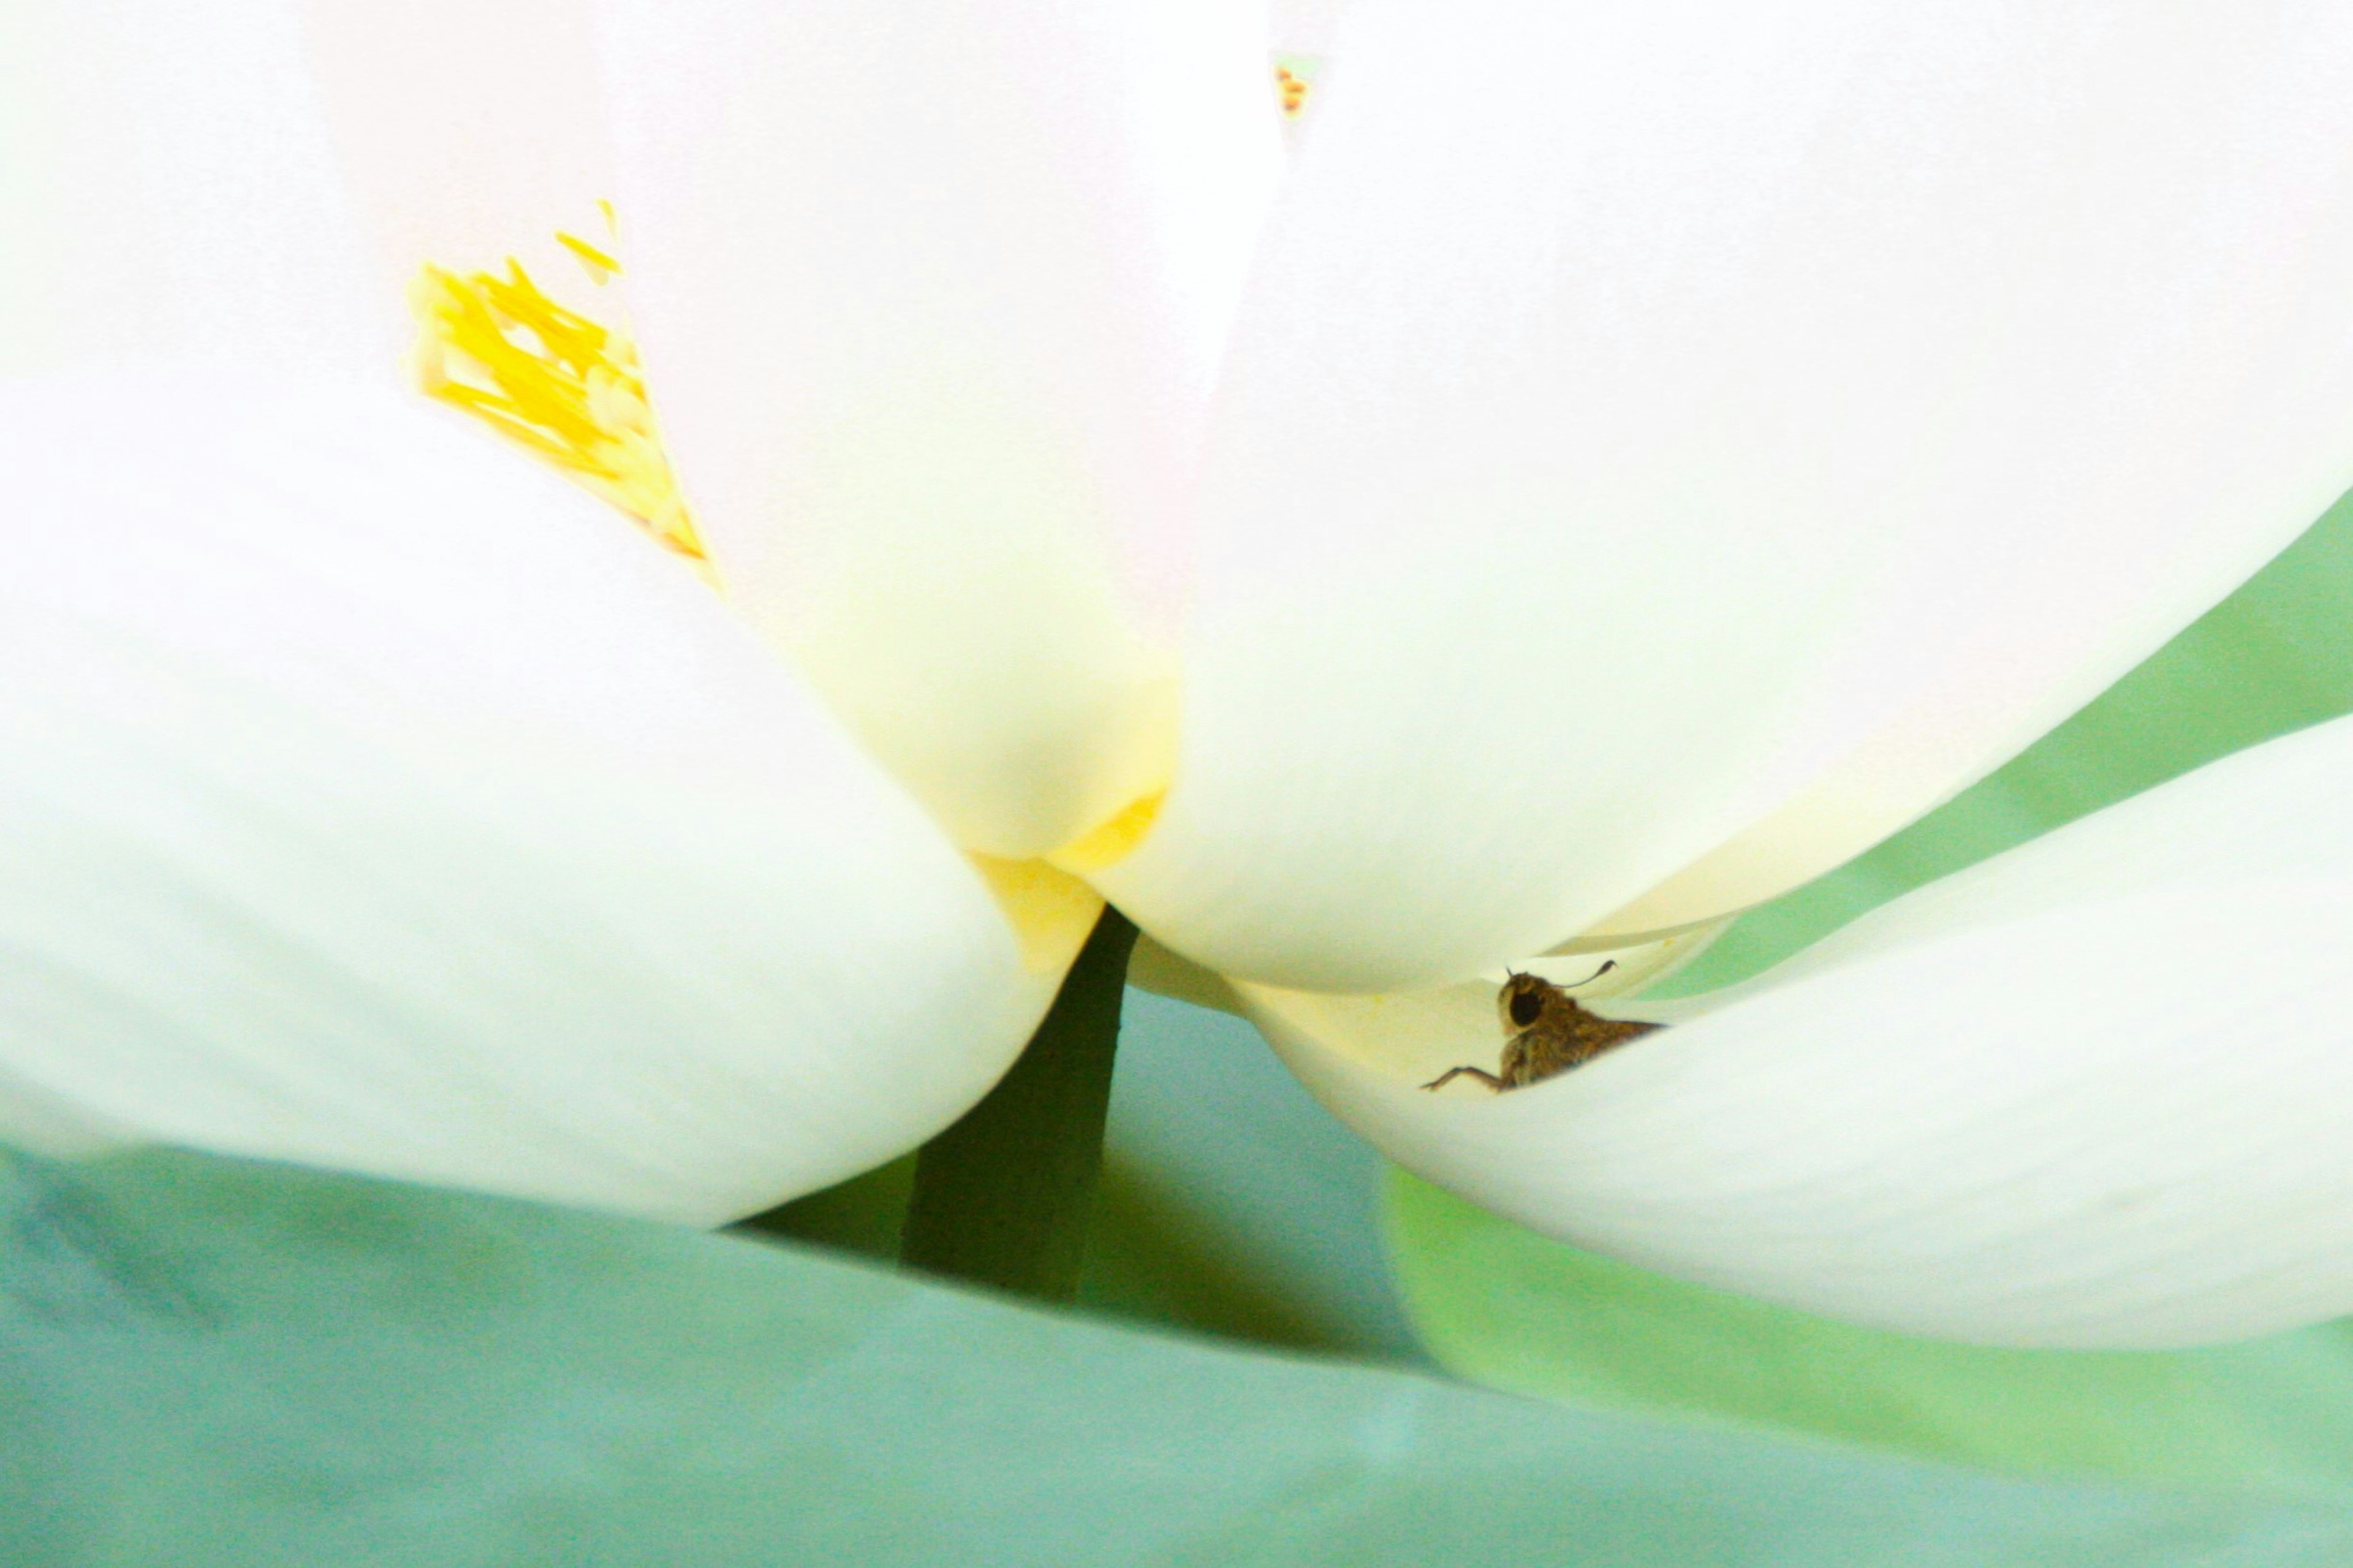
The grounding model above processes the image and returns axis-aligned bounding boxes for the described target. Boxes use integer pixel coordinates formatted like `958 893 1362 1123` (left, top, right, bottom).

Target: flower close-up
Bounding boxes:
15 0 2353 1444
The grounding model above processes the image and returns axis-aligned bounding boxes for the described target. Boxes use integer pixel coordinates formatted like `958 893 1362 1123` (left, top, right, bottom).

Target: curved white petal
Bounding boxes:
298 0 619 319
593 0 1284 858
1586 484 2331 941
0 0 388 379
1246 714 2353 1347
1099 0 2353 991
0 367 1085 1224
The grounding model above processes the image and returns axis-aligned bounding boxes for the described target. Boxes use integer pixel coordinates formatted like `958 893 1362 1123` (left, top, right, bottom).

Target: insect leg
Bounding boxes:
1422 1066 1508 1093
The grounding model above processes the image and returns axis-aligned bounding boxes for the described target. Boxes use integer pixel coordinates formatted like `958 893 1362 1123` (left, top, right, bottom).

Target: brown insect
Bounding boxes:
1421 961 1664 1093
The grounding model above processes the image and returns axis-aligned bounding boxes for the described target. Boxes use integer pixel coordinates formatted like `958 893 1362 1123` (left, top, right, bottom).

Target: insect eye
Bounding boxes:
1509 989 1544 1027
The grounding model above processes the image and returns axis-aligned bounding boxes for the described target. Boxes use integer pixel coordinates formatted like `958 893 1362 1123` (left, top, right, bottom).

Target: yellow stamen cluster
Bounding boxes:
409 221 706 567
1274 57 1315 120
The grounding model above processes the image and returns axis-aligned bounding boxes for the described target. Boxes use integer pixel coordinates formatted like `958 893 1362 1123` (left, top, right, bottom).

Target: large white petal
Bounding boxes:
1099 0 2353 990
593 0 1284 858
0 367 1088 1224
297 0 619 320
0 0 388 379
1268 0 1349 57
1245 714 2353 1347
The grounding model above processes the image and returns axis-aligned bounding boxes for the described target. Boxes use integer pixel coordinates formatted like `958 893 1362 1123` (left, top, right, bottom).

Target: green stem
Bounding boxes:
897 904 1139 1302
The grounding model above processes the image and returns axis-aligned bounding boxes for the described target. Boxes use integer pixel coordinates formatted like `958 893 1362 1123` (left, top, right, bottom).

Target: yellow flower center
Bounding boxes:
1273 56 1319 121
412 54 1315 566
408 205 708 572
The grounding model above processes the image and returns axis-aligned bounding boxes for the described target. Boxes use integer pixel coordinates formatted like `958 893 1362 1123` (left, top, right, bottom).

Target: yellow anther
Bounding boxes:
555 229 620 283
1273 55 1319 121
409 221 708 572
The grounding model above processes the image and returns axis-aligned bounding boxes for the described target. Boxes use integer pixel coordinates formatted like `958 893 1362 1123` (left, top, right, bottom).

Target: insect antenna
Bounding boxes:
1563 958 1617 989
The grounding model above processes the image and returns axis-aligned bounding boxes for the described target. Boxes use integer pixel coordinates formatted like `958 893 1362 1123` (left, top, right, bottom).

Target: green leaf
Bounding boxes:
1385 493 2353 1488
1389 1171 2353 1499
8 1146 2350 1566
748 990 1428 1363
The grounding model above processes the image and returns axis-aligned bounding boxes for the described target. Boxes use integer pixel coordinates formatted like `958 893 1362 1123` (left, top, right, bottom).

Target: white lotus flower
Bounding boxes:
9 0 2353 1348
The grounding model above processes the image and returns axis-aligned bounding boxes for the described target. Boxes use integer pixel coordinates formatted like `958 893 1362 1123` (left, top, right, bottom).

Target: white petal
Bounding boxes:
1587 480 2330 941
0 366 1084 1224
1268 0 1350 56
1246 715 2353 1347
592 0 1284 858
1098 0 2353 991
297 0 620 319
0 0 389 379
